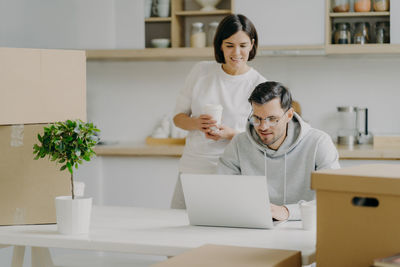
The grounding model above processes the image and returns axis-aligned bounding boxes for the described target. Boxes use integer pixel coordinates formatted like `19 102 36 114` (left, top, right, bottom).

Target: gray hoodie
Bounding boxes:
218 113 340 220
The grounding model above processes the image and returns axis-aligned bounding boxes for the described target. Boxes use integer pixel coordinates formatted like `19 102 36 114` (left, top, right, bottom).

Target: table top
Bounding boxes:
0 206 316 264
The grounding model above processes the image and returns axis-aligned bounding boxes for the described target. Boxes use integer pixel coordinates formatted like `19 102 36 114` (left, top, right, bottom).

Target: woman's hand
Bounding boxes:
195 114 217 134
173 113 216 132
205 124 237 141
270 204 289 221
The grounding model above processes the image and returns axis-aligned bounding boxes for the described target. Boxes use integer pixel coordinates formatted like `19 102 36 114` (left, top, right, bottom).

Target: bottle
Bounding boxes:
207 22 219 47
190 22 206 48
375 21 390 43
373 0 389 11
353 22 370 44
354 0 371 12
332 0 350 12
332 23 351 44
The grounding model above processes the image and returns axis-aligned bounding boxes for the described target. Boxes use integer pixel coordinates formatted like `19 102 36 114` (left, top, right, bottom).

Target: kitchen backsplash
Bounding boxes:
87 55 400 143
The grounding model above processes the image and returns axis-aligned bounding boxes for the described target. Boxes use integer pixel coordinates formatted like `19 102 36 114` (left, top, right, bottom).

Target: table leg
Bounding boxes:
11 246 25 267
31 247 55 267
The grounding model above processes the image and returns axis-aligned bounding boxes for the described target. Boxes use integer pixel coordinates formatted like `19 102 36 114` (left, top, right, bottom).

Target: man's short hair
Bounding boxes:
214 14 258 64
248 81 292 111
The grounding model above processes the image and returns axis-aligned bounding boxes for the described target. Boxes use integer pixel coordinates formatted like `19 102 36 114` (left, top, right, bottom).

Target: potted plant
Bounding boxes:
33 120 100 234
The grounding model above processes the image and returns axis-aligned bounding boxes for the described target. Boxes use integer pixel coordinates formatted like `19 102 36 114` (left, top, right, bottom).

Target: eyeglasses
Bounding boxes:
248 109 289 128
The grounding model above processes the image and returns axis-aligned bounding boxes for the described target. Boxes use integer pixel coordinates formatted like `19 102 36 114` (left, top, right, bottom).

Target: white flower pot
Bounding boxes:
55 196 92 235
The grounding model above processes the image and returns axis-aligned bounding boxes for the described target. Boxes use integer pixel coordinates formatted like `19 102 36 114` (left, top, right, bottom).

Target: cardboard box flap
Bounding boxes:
311 164 400 196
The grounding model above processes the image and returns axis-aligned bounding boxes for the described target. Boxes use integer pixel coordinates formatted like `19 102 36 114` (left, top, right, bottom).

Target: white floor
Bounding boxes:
0 246 166 267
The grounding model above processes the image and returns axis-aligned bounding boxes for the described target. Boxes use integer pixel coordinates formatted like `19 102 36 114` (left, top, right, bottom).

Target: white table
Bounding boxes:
0 206 316 266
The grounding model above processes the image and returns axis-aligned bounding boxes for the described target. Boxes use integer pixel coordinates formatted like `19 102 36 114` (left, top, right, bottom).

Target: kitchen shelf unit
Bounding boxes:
325 0 392 54
145 0 234 48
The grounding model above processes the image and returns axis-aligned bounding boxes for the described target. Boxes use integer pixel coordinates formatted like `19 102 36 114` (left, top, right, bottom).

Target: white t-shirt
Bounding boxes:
174 61 267 174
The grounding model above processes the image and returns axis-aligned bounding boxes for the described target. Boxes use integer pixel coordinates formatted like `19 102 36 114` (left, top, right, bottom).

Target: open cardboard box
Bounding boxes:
311 164 400 267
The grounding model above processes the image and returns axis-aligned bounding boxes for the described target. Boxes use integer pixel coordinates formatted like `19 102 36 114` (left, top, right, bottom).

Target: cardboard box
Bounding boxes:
0 124 70 225
0 47 86 125
311 164 400 267
151 244 301 267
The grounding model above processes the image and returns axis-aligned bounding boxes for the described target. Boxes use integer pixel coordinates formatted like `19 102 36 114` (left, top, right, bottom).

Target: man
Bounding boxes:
218 81 340 221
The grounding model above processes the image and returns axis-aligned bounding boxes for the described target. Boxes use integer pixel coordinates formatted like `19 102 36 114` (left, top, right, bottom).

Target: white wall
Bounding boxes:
87 55 400 143
0 0 144 49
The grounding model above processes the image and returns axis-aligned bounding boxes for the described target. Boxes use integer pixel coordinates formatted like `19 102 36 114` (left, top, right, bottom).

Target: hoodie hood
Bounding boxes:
246 112 311 158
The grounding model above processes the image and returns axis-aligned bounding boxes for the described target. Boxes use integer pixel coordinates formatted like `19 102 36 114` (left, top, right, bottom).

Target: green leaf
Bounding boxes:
60 165 67 171
66 162 73 174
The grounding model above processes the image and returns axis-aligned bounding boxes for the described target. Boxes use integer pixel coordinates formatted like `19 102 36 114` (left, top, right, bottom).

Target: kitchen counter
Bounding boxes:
95 143 400 160
94 142 184 157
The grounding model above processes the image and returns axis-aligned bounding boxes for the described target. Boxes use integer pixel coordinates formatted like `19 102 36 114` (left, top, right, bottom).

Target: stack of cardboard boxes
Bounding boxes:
0 47 86 225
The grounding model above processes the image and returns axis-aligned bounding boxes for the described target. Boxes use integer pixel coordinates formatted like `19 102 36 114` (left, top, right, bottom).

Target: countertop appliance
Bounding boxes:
337 106 373 145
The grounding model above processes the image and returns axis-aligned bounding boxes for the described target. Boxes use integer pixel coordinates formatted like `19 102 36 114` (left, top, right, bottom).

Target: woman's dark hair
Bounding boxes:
213 14 258 63
248 81 292 111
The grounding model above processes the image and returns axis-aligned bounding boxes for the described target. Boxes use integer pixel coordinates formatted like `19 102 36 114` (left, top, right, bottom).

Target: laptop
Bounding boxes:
181 174 280 229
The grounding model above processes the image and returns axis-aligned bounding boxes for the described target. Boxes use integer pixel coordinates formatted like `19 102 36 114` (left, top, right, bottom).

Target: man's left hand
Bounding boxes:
270 204 289 221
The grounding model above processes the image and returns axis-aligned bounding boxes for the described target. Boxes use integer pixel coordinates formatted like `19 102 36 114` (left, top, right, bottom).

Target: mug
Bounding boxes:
300 200 316 230
152 0 170 17
144 0 152 18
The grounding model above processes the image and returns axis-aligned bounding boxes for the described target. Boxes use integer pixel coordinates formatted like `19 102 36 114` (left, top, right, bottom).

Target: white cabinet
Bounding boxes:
390 0 400 43
234 0 325 46
0 0 144 49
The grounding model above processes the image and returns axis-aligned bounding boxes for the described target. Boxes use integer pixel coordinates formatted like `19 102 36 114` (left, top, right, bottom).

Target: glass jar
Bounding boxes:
373 0 389 11
354 0 371 12
332 23 351 44
207 21 219 47
332 0 350 12
353 22 370 44
190 22 206 48
375 21 390 43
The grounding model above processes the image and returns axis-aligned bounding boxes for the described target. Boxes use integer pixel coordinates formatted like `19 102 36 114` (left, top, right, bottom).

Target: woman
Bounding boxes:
171 14 266 208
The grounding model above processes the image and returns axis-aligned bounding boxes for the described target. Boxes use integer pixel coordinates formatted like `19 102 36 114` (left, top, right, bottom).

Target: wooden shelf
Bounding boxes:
326 44 400 54
86 47 214 60
329 11 390 17
145 17 172 23
86 44 400 60
86 45 329 60
174 9 232 16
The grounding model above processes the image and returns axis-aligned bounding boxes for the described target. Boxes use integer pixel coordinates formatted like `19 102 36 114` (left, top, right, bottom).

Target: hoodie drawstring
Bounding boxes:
283 153 287 205
264 150 267 179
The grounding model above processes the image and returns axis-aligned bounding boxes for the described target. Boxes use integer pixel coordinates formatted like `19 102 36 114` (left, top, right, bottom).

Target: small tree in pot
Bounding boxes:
33 120 100 199
33 120 100 234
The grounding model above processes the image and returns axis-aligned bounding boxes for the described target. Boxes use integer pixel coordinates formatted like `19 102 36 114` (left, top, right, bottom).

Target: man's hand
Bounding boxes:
270 204 289 221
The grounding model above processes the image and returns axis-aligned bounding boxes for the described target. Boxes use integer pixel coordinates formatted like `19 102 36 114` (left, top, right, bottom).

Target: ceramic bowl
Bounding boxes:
151 38 170 48
195 0 221 11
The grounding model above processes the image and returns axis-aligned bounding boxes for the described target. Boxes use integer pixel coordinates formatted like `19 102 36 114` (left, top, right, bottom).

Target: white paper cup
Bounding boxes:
202 104 223 131
300 201 316 230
